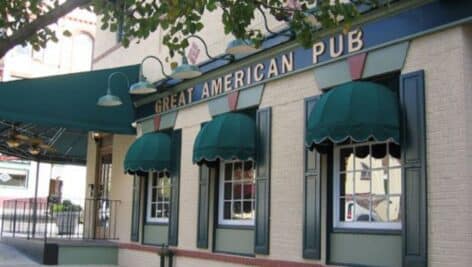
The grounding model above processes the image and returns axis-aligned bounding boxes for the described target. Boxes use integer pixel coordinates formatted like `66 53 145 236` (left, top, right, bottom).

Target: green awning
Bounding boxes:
124 132 171 174
306 81 400 150
0 65 139 134
193 112 256 164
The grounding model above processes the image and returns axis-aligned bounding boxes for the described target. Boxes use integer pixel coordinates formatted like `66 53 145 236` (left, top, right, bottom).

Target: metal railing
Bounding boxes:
1 198 121 241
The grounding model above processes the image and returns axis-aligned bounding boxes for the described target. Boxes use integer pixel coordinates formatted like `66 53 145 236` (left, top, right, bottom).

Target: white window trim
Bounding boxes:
146 172 169 224
0 168 29 189
218 160 255 226
333 142 402 230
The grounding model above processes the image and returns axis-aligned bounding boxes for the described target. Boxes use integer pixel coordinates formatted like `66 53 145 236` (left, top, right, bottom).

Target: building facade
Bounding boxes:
0 9 95 81
86 1 472 266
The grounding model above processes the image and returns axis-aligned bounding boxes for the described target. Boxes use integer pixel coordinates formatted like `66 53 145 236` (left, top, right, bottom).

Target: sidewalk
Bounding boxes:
0 243 117 267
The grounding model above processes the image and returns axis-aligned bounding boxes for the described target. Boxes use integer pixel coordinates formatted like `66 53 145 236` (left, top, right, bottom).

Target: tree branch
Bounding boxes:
0 0 92 59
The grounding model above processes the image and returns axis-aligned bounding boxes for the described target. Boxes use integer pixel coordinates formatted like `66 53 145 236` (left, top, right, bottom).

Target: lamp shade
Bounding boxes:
97 93 123 107
226 39 260 55
129 79 157 94
170 57 201 80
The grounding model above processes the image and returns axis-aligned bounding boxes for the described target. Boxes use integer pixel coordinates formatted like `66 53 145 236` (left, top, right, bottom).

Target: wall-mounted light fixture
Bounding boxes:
97 72 129 107
171 35 234 80
129 56 171 95
226 39 260 55
92 132 102 143
226 7 294 56
28 145 41 155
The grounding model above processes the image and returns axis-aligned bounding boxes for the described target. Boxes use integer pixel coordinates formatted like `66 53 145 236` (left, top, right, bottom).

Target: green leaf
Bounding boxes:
62 30 72 37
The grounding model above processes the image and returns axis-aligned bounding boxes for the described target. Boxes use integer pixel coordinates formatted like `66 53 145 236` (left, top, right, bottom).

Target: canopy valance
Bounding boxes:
124 132 171 174
306 81 400 152
193 112 256 164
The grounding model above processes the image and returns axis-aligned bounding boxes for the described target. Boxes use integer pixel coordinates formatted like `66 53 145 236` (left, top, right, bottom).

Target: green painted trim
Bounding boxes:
211 163 220 253
400 70 427 267
215 228 255 255
168 129 181 246
303 96 321 259
332 228 401 235
57 246 118 265
143 224 168 245
216 224 255 230
208 95 230 117
130 175 141 242
313 60 351 89
140 175 148 245
362 42 409 79
254 107 271 255
326 149 334 263
236 85 265 110
140 119 154 134
329 233 402 267
196 164 211 249
134 0 442 109
159 111 178 130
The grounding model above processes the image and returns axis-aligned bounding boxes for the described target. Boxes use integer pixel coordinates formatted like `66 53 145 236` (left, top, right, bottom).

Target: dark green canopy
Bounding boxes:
0 65 139 135
124 132 171 174
193 112 256 164
0 65 140 164
306 81 400 150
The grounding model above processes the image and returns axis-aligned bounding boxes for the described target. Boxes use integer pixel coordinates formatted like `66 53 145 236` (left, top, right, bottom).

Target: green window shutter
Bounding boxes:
400 71 427 267
130 175 141 242
254 107 271 255
303 96 321 259
168 130 182 246
196 164 211 248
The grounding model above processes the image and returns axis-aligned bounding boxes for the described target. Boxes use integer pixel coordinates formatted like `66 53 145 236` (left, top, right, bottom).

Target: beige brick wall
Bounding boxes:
258 70 324 263
110 134 136 243
174 102 211 251
402 25 472 267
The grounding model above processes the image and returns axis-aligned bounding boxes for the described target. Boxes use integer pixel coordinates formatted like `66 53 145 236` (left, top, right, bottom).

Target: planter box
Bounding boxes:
55 212 80 235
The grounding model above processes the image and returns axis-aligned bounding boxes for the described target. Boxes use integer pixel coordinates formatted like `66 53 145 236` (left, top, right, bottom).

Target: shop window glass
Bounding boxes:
334 141 402 229
219 160 255 226
0 168 28 188
147 171 171 223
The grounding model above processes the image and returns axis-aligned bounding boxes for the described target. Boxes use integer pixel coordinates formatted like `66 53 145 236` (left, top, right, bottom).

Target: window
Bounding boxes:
0 168 28 188
147 171 171 223
334 141 402 230
71 33 93 72
219 160 256 226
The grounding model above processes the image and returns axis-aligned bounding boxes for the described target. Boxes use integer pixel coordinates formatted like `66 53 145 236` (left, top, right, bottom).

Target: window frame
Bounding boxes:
146 171 171 224
333 141 402 231
0 167 28 189
218 160 256 226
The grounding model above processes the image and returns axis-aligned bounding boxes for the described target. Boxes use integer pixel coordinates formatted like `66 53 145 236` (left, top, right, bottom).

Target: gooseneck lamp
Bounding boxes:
97 71 129 107
226 7 294 56
170 55 202 80
129 56 171 95
171 35 234 80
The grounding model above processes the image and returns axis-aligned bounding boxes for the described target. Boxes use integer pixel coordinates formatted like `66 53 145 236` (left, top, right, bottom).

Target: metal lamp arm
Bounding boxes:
139 55 171 79
107 72 130 94
256 6 293 38
185 35 234 62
